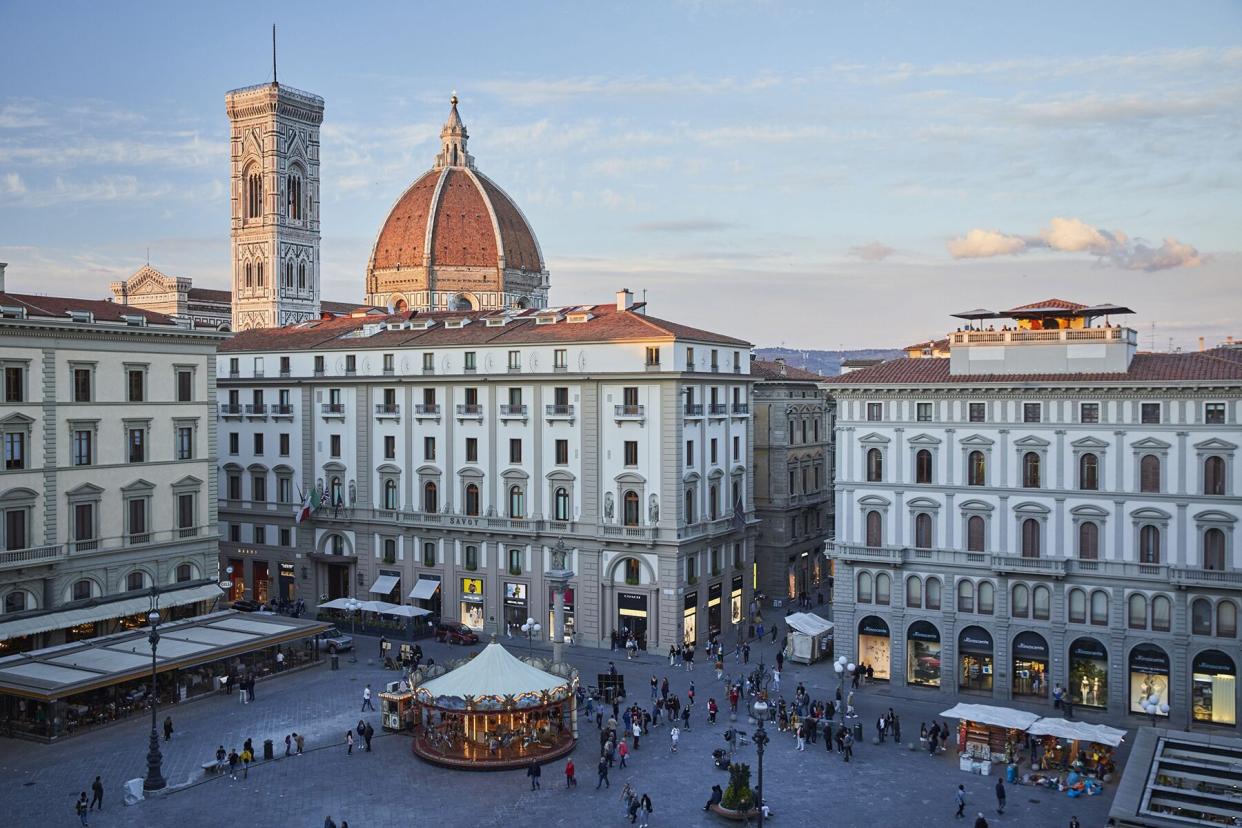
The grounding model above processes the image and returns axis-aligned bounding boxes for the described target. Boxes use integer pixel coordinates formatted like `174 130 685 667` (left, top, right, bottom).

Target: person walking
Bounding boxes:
89 776 104 811
163 715 174 741
843 727 854 762
596 754 610 789
295 732 305 755
361 684 375 712
995 777 1006 814
346 730 354 755
618 738 629 768
795 722 806 751
893 714 902 744
974 814 989 828
955 784 967 819
743 642 750 664
527 759 542 790
564 758 576 787
363 720 374 752
650 675 658 701
670 725 680 752
75 792 89 826
227 747 240 780
681 703 691 731
241 744 253 779
632 717 642 748
876 713 887 744
772 668 781 693
637 793 653 828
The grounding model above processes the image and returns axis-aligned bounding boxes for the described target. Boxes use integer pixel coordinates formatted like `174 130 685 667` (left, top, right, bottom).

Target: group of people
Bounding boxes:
609 628 645 658
225 667 258 702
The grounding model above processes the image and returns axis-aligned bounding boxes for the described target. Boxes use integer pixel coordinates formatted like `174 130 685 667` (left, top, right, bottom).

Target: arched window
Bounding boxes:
175 563 193 583
464 545 478 571
926 577 942 610
256 260 264 288
684 488 695 524
384 479 398 510
4 590 27 613
1073 520 1098 559
906 576 922 608
1128 594 1147 629
1022 452 1041 488
866 448 883 482
856 571 873 603
875 572 891 605
1139 525 1161 564
967 451 986 486
422 541 436 567
956 579 974 613
244 262 254 289
508 485 524 518
1140 454 1161 493
914 513 933 549
1204 528 1226 571
1021 518 1040 558
623 490 640 526
1068 588 1087 623
126 571 146 592
287 171 302 221
1090 590 1109 625
1079 453 1099 490
915 449 932 484
423 481 438 513
285 260 294 289
1192 598 1213 635
465 483 480 516
1204 455 1226 495
1218 601 1237 638
1012 583 1030 617
865 510 883 548
246 168 262 218
978 580 995 614
623 558 640 585
708 485 718 520
554 487 570 521
330 476 342 505
1033 584 1051 620
297 261 307 290
1152 595 1172 631
966 515 985 552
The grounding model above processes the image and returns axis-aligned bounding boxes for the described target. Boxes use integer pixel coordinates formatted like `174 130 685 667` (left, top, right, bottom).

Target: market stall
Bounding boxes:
380 686 415 732
941 703 1041 776
410 641 579 769
783 613 834 664
1026 717 1124 784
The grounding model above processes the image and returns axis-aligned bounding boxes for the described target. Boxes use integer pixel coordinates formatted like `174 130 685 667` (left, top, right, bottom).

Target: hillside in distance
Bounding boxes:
754 347 904 377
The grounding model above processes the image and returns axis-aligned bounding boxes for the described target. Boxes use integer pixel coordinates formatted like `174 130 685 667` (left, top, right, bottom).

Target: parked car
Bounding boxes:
231 599 262 613
435 621 479 645
317 627 354 653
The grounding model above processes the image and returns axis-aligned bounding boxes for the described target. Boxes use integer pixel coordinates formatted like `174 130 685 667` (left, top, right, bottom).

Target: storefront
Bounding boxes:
548 586 574 642
683 592 697 647
503 582 529 635
227 557 245 601
1068 636 1109 710
906 619 942 687
1192 649 1237 726
278 562 297 601
730 575 744 627
252 561 271 604
617 591 648 649
707 583 722 640
856 616 891 681
410 576 442 619
958 626 994 692
460 578 485 630
1012 631 1049 698
1128 643 1170 717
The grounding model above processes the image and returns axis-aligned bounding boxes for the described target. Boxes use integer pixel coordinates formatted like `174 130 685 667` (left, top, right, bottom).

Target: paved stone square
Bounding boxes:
0 631 1121 827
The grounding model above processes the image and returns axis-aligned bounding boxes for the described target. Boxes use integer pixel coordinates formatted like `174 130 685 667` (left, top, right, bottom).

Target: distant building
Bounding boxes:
839 358 884 374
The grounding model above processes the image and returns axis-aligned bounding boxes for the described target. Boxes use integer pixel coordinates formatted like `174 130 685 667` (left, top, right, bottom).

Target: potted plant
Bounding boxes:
712 762 759 819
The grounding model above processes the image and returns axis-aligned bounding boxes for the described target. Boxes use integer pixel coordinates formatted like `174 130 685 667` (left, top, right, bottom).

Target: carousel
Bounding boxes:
410 641 579 769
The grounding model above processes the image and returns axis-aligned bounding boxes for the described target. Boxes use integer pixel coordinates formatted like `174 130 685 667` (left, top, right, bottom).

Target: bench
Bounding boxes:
202 760 225 775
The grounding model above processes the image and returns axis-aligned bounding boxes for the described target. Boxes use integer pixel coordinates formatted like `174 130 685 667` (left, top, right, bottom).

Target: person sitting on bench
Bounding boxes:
703 784 723 811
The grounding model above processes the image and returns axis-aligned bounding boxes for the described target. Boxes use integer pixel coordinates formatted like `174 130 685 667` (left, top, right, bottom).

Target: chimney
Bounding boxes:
616 288 634 311
0 262 7 293
1199 336 1206 352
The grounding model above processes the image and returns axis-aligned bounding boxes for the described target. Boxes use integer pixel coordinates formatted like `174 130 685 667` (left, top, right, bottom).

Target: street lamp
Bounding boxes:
143 590 166 791
832 656 855 722
520 616 541 655
1140 694 1170 727
751 696 770 827
344 597 360 663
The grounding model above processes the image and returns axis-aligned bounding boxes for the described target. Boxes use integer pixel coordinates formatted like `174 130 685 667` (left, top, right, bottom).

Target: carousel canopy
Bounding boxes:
1027 718 1126 746
416 642 570 708
941 703 1042 730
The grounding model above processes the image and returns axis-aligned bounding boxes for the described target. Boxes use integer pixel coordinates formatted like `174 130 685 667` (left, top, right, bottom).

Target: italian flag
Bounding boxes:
295 486 319 523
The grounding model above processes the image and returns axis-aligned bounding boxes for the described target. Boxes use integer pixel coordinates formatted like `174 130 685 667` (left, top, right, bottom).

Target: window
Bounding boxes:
277 477 291 504
251 474 267 502
1204 528 1226 571
507 350 521 370
281 356 291 376
866 448 883 482
227 432 239 454
685 440 694 466
1080 403 1099 423
686 347 695 369
424 436 436 461
866 402 882 422
384 435 396 460
279 433 290 456
127 498 147 542
875 572 891 605
1205 403 1226 424
1128 594 1148 629
508 548 522 576
330 435 341 458
1023 403 1041 423
710 439 718 465
967 451 986 486
708 484 719 520
1218 601 1237 638
246 168 262 218
865 510 882 547
978 581 994 614
915 449 932 484
914 513 933 549
126 571 146 592
420 353 433 372
383 479 398 510
1021 518 1040 558
1033 585 1050 620
906 576 922 608
956 579 973 613
1069 588 1087 623
382 538 396 564
623 491 640 526
1090 590 1109 625
1078 521 1099 559
3 365 23 402
968 403 985 423
3 432 24 470
253 433 264 455
314 355 324 374
1140 455 1161 493
73 367 92 402
345 355 356 374
857 572 873 603
1140 402 1161 424
465 438 478 462
622 440 636 467
1192 598 1212 635
128 427 145 463
1152 595 1172 632
423 481 438 513
1022 452 1041 487
554 487 570 521
3 507 27 551
966 515 985 552
1139 525 1161 564
176 369 193 402
227 473 241 500
926 578 941 610
287 171 302 220
509 439 522 464
508 486 524 518
554 349 567 370
464 351 476 371
916 402 932 422
465 483 480 516
176 426 193 460
645 346 660 366
1204 456 1226 495
5 590 30 613
1012 584 1029 617
733 436 740 463
507 387 522 408
684 488 696 524
422 542 436 567
1079 453 1099 490
464 545 478 571
72 579 94 601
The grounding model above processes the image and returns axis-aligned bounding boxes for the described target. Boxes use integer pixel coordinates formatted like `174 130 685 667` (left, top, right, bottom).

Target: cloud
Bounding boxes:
2 172 26 195
635 219 737 234
850 241 896 261
947 217 1205 271
473 73 781 106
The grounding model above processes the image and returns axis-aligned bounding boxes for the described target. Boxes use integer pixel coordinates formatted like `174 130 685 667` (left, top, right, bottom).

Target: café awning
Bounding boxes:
941 703 1041 731
0 583 223 642
1027 718 1126 746
369 575 400 596
378 605 431 618
318 598 355 611
409 579 441 600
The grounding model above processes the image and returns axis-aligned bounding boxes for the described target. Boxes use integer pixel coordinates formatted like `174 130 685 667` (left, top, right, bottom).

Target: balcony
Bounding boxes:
244 403 268 419
990 554 1067 578
219 403 242 418
500 404 529 420
0 543 63 571
614 404 645 422
1170 567 1242 591
545 404 575 421
375 403 400 420
708 403 728 417
710 363 720 374
321 403 346 419
456 403 483 421
272 404 294 419
645 360 661 372
950 327 1136 346
602 525 659 541
553 364 569 374
422 365 435 376
684 404 704 418
731 403 750 415
414 404 441 418
507 365 522 374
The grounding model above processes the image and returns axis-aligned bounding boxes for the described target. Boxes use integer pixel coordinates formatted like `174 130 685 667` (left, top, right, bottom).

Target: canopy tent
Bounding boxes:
378 605 431 619
409 579 441 601
1027 718 1126 747
317 598 356 611
785 612 833 636
369 575 400 596
783 613 834 664
0 583 223 642
416 642 571 710
359 600 396 613
941 703 1042 731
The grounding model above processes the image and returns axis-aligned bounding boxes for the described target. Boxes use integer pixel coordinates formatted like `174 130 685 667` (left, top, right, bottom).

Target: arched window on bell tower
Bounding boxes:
287 167 303 222
246 166 262 219
297 261 306 291
256 260 264 288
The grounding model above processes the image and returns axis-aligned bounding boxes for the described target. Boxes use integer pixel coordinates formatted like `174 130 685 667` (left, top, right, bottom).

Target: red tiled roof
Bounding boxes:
0 292 175 325
1004 298 1088 313
187 288 232 303
822 350 1242 386
321 300 373 315
751 359 826 382
370 170 439 270
220 303 751 352
476 172 542 272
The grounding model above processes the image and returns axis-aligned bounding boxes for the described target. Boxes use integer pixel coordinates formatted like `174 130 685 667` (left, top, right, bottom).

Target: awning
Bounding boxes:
941 703 1041 731
1027 718 1126 746
359 600 395 613
378 605 431 618
318 598 355 611
369 575 400 595
409 579 441 600
0 583 224 642
785 612 833 637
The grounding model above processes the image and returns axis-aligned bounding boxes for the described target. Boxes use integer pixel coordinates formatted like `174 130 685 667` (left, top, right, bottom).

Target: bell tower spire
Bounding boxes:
434 94 474 170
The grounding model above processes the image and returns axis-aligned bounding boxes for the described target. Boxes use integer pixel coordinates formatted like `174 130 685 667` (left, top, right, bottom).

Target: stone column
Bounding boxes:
546 539 575 666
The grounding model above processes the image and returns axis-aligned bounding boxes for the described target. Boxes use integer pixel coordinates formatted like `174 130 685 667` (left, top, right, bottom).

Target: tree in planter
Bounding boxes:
720 762 754 811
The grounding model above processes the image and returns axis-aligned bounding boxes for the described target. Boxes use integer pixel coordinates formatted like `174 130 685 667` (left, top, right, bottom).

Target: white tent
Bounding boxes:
784 612 834 664
416 642 570 708
941 703 1042 731
1026 718 1126 746
318 598 356 611
378 605 431 618
359 600 396 613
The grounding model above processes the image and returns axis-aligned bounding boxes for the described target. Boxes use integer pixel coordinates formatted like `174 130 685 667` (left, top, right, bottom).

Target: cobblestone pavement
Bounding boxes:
0 627 1121 828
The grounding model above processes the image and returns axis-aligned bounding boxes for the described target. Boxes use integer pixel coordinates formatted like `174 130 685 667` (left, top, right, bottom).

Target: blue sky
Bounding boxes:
1 0 1239 348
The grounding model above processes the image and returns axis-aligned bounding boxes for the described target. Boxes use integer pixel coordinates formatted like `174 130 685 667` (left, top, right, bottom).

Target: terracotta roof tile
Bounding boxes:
475 173 542 272
0 292 175 325
187 288 232 303
1004 298 1088 313
431 169 497 268
370 170 439 270
750 359 826 381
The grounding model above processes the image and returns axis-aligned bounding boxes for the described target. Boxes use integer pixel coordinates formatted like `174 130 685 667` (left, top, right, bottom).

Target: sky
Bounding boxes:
1 0 1240 350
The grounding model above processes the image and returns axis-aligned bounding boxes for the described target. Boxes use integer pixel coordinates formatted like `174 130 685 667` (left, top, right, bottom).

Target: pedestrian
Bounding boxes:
929 727 940 757
284 733 292 756
877 713 886 743
596 754 610 789
670 725 680 752
364 720 374 752
955 784 967 819
362 683 374 712
163 715 173 741
618 738 629 768
324 818 337 828
743 642 751 664
843 728 854 762
974 813 989 828
75 792 89 826
650 675 658 701
893 714 902 744
89 775 104 811
275 650 284 671
1069 818 1081 828
565 758 576 787
771 623 778 643
1053 683 1064 710
346 730 354 755
638 793 653 828
995 777 1006 814
227 747 240 780
681 704 691 731
796 722 806 751
246 673 256 702
295 732 305 754
240 744 253 778
846 691 856 719
527 759 542 790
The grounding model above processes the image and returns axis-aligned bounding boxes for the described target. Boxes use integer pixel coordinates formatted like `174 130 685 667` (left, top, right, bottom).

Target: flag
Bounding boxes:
732 497 745 531
295 486 319 523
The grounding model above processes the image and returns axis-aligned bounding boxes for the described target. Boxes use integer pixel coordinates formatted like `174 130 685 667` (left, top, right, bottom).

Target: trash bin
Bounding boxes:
853 722 863 742
263 739 274 760
330 654 340 671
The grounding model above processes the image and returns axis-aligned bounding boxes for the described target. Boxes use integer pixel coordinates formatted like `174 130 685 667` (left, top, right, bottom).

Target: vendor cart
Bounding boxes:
380 689 415 732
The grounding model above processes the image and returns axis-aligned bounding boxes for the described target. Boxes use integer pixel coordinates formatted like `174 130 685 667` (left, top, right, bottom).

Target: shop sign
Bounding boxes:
504 582 527 606
1129 645 1169 676
683 591 698 611
448 517 480 527
1013 631 1049 658
958 626 993 654
708 582 722 606
279 563 295 578
549 586 574 608
907 620 940 643
618 592 647 611
461 578 484 596
731 574 743 593
1193 650 1236 675
1070 638 1107 660
858 616 889 638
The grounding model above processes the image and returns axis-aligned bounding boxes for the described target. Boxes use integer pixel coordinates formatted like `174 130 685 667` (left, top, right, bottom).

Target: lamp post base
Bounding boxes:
143 727 166 791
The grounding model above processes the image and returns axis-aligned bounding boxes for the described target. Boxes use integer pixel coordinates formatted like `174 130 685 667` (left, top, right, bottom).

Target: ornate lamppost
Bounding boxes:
521 616 542 656
751 695 770 827
143 588 166 791
344 596 360 663
832 655 854 722
1141 694 1170 727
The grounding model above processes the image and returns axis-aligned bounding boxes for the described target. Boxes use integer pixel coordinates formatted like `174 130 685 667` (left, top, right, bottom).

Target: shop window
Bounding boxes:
1022 452 1041 487
1152 595 1172 632
422 542 436 567
914 513 932 549
966 515 985 552
1204 528 1226 571
1192 649 1237 725
906 576 922 608
906 620 941 687
1078 522 1099 559
1204 456 1226 495
1069 637 1109 709
1021 518 1040 558
857 571 873 603
915 449 932 484
1128 594 1148 629
1218 601 1237 638
967 451 986 486
865 510 882 548
1139 525 1161 564
926 577 941 610
423 481 438 513
956 579 974 613
875 572 891 605
866 448 883 482
1012 584 1030 618
465 484 480 516
1069 588 1087 624
1033 585 1051 620
1079 453 1099 490
554 488 570 521
464 546 478 571
1140 454 1161 493
1090 590 1109 625
978 580 994 614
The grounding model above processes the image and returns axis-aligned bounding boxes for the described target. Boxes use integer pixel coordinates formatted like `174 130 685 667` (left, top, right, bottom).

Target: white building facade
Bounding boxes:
826 300 1242 731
